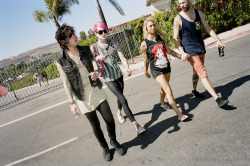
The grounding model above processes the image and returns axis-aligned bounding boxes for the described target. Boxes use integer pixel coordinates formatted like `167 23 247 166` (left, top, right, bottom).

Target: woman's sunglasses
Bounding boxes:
97 29 107 35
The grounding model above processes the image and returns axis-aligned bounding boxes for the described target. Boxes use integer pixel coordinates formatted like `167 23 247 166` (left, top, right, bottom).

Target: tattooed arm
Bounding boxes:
160 34 181 59
140 41 151 78
112 39 131 77
56 62 80 116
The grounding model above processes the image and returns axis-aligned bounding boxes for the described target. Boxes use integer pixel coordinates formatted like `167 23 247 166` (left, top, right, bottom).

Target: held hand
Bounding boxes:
181 53 190 62
91 71 99 81
126 68 131 77
217 40 225 49
70 104 80 116
145 71 151 78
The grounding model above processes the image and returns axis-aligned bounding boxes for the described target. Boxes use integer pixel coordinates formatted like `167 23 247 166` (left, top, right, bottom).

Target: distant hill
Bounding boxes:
0 42 60 68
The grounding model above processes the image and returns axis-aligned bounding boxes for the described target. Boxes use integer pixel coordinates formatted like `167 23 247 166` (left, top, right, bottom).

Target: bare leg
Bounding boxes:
160 73 170 107
155 74 187 120
201 77 218 100
192 72 199 91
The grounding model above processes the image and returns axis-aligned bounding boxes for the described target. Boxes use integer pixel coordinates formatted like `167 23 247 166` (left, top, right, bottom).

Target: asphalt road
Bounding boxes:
0 35 249 166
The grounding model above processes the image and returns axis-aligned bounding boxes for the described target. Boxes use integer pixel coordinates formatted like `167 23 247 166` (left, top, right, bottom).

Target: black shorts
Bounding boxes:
150 67 171 79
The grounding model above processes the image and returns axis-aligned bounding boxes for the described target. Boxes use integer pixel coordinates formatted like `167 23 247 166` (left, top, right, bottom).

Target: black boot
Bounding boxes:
216 97 229 108
102 146 111 161
110 140 125 156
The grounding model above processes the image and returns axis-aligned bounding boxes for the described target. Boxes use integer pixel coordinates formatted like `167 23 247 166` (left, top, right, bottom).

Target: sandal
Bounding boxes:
178 115 188 122
160 104 169 111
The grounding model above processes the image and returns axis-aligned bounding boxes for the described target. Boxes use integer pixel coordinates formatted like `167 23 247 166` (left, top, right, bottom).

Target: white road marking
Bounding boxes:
124 72 144 81
0 72 145 128
5 137 78 166
0 100 68 128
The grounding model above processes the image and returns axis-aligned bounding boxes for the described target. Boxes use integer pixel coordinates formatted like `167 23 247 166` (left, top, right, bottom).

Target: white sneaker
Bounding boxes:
137 127 146 135
117 113 125 123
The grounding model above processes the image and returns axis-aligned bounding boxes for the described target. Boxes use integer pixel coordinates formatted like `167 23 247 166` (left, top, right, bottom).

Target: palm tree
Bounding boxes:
93 0 125 28
33 0 79 29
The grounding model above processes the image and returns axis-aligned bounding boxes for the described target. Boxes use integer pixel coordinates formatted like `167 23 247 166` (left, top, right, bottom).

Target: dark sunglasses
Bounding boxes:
97 29 107 35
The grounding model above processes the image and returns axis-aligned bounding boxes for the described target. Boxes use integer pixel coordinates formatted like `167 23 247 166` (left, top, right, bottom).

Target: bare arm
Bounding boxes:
113 39 129 69
198 10 225 48
140 41 151 78
173 15 190 61
112 39 131 76
160 34 181 59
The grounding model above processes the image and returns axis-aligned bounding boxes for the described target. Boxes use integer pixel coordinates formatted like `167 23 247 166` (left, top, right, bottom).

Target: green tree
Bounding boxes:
79 31 87 40
88 29 95 37
33 0 79 29
93 0 125 28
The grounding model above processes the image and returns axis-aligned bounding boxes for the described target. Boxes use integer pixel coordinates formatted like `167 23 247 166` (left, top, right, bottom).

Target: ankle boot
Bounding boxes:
110 140 125 156
102 146 111 161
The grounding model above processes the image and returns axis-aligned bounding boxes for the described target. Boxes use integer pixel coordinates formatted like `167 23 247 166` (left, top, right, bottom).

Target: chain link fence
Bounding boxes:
0 55 63 111
108 27 141 63
0 28 141 111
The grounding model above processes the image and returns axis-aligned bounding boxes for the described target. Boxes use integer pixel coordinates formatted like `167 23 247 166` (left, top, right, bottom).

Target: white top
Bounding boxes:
74 60 108 114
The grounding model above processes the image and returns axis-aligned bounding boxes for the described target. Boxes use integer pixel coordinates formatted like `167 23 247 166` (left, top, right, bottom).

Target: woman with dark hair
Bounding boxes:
55 24 125 162
140 17 188 122
90 22 146 135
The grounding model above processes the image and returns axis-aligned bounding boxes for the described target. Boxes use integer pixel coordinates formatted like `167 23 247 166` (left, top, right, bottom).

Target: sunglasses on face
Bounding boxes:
97 29 107 35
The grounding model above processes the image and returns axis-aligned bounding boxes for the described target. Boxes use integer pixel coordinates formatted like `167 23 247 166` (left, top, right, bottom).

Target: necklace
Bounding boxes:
71 56 80 62
66 49 80 63
148 36 157 42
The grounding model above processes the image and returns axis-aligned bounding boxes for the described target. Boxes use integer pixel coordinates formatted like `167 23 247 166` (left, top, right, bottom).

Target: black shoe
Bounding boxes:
192 90 204 98
110 140 125 156
216 97 229 108
103 147 111 161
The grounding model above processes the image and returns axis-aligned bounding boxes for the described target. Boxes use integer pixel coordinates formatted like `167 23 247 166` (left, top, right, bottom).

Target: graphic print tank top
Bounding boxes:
144 35 170 72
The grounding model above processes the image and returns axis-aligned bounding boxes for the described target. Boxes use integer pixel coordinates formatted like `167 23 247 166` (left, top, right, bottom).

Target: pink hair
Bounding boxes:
93 22 109 33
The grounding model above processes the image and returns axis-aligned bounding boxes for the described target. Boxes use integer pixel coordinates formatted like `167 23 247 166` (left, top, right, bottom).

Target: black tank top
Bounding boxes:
179 9 206 56
144 35 170 72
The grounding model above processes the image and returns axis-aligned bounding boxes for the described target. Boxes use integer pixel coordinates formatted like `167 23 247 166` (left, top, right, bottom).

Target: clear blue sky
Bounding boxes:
0 0 150 61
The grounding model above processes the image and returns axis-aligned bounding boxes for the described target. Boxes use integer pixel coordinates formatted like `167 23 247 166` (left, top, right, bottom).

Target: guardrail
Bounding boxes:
0 28 141 111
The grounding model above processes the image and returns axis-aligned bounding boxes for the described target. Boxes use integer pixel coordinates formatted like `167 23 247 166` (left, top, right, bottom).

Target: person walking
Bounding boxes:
33 72 44 87
41 70 49 86
90 22 146 135
55 24 125 162
173 0 229 107
140 17 189 122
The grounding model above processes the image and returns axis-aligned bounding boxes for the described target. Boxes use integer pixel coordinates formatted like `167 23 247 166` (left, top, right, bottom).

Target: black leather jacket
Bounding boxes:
57 46 102 101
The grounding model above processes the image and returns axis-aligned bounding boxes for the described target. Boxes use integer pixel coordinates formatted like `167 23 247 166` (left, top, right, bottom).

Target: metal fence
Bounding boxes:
0 56 63 111
0 28 141 111
108 27 141 63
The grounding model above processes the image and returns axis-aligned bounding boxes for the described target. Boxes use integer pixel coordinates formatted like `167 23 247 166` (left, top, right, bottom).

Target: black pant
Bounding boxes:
105 76 136 122
85 100 116 148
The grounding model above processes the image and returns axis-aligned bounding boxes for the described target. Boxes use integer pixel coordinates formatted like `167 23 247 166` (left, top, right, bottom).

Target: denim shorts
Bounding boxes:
151 67 171 79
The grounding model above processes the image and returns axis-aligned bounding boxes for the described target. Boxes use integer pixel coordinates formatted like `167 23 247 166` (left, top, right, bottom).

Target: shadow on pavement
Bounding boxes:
213 75 250 110
122 75 250 150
